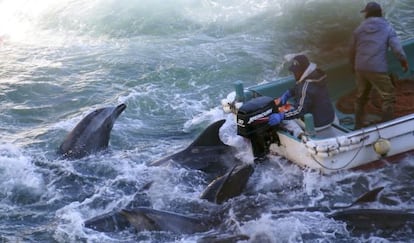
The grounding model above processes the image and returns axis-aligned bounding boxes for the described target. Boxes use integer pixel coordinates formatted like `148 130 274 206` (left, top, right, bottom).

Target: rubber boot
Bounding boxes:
381 106 394 122
354 104 365 130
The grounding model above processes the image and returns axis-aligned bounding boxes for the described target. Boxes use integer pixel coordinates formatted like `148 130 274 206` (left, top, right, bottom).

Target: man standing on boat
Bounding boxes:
350 1 409 129
268 54 336 135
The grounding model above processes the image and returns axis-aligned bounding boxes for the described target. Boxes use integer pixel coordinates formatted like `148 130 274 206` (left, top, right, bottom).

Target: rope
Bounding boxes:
309 129 367 171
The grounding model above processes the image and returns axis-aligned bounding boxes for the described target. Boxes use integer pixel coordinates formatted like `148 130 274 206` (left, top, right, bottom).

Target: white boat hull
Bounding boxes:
268 114 414 173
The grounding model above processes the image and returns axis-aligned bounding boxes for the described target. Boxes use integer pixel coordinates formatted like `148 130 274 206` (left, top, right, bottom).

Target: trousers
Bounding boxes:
354 71 395 129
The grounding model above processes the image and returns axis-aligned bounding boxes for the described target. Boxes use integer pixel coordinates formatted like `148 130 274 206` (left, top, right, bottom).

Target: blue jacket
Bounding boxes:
285 68 335 128
350 17 407 73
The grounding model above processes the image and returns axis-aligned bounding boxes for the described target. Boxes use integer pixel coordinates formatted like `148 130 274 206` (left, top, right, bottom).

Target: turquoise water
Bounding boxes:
1 0 414 242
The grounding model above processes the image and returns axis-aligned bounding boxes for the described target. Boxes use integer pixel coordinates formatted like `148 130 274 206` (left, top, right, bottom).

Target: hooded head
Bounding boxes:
289 55 310 81
361 1 382 18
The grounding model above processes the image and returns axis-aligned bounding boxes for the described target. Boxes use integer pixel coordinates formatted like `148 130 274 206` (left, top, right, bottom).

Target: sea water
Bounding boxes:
1 0 414 242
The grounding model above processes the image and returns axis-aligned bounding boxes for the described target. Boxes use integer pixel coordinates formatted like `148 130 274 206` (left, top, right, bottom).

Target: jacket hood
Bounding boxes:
359 17 388 34
297 63 326 84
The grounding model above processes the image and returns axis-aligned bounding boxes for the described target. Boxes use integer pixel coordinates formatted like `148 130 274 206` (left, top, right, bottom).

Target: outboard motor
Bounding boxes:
237 96 280 159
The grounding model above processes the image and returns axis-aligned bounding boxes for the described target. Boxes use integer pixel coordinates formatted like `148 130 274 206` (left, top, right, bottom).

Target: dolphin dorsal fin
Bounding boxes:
351 186 384 206
189 120 226 147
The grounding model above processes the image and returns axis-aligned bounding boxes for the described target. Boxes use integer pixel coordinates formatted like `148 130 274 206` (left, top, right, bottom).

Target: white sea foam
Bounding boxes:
0 0 413 242
0 143 43 192
240 213 309 242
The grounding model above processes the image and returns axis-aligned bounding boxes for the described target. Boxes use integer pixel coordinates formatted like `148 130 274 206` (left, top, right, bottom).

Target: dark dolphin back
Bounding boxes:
150 119 238 175
329 209 414 230
120 207 212 234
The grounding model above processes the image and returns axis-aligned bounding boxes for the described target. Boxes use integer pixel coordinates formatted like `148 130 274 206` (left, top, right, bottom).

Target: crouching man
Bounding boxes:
268 55 336 136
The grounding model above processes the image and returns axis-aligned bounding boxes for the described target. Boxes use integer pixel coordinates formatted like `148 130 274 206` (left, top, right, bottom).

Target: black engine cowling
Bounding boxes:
237 96 280 159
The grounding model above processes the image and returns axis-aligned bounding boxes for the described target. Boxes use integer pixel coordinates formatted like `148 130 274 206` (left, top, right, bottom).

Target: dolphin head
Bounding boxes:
93 103 127 134
58 103 127 159
119 209 159 232
200 164 254 204
87 103 126 134
111 103 127 120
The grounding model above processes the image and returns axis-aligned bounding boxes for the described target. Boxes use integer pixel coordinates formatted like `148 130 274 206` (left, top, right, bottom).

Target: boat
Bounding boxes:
220 38 414 173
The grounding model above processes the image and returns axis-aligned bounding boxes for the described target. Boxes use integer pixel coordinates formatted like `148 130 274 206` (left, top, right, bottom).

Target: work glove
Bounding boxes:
275 90 291 106
400 59 409 73
268 112 285 126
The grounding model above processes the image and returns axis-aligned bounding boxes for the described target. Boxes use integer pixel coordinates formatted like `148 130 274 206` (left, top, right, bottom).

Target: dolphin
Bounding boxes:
200 164 254 204
328 208 414 231
84 211 130 232
198 233 250 243
271 187 385 214
57 103 127 159
84 208 212 234
150 119 239 175
119 207 214 234
84 182 153 232
85 165 255 233
271 187 414 233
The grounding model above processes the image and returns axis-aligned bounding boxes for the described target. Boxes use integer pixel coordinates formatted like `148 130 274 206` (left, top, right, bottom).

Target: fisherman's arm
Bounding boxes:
388 28 409 72
284 83 312 120
349 34 357 73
